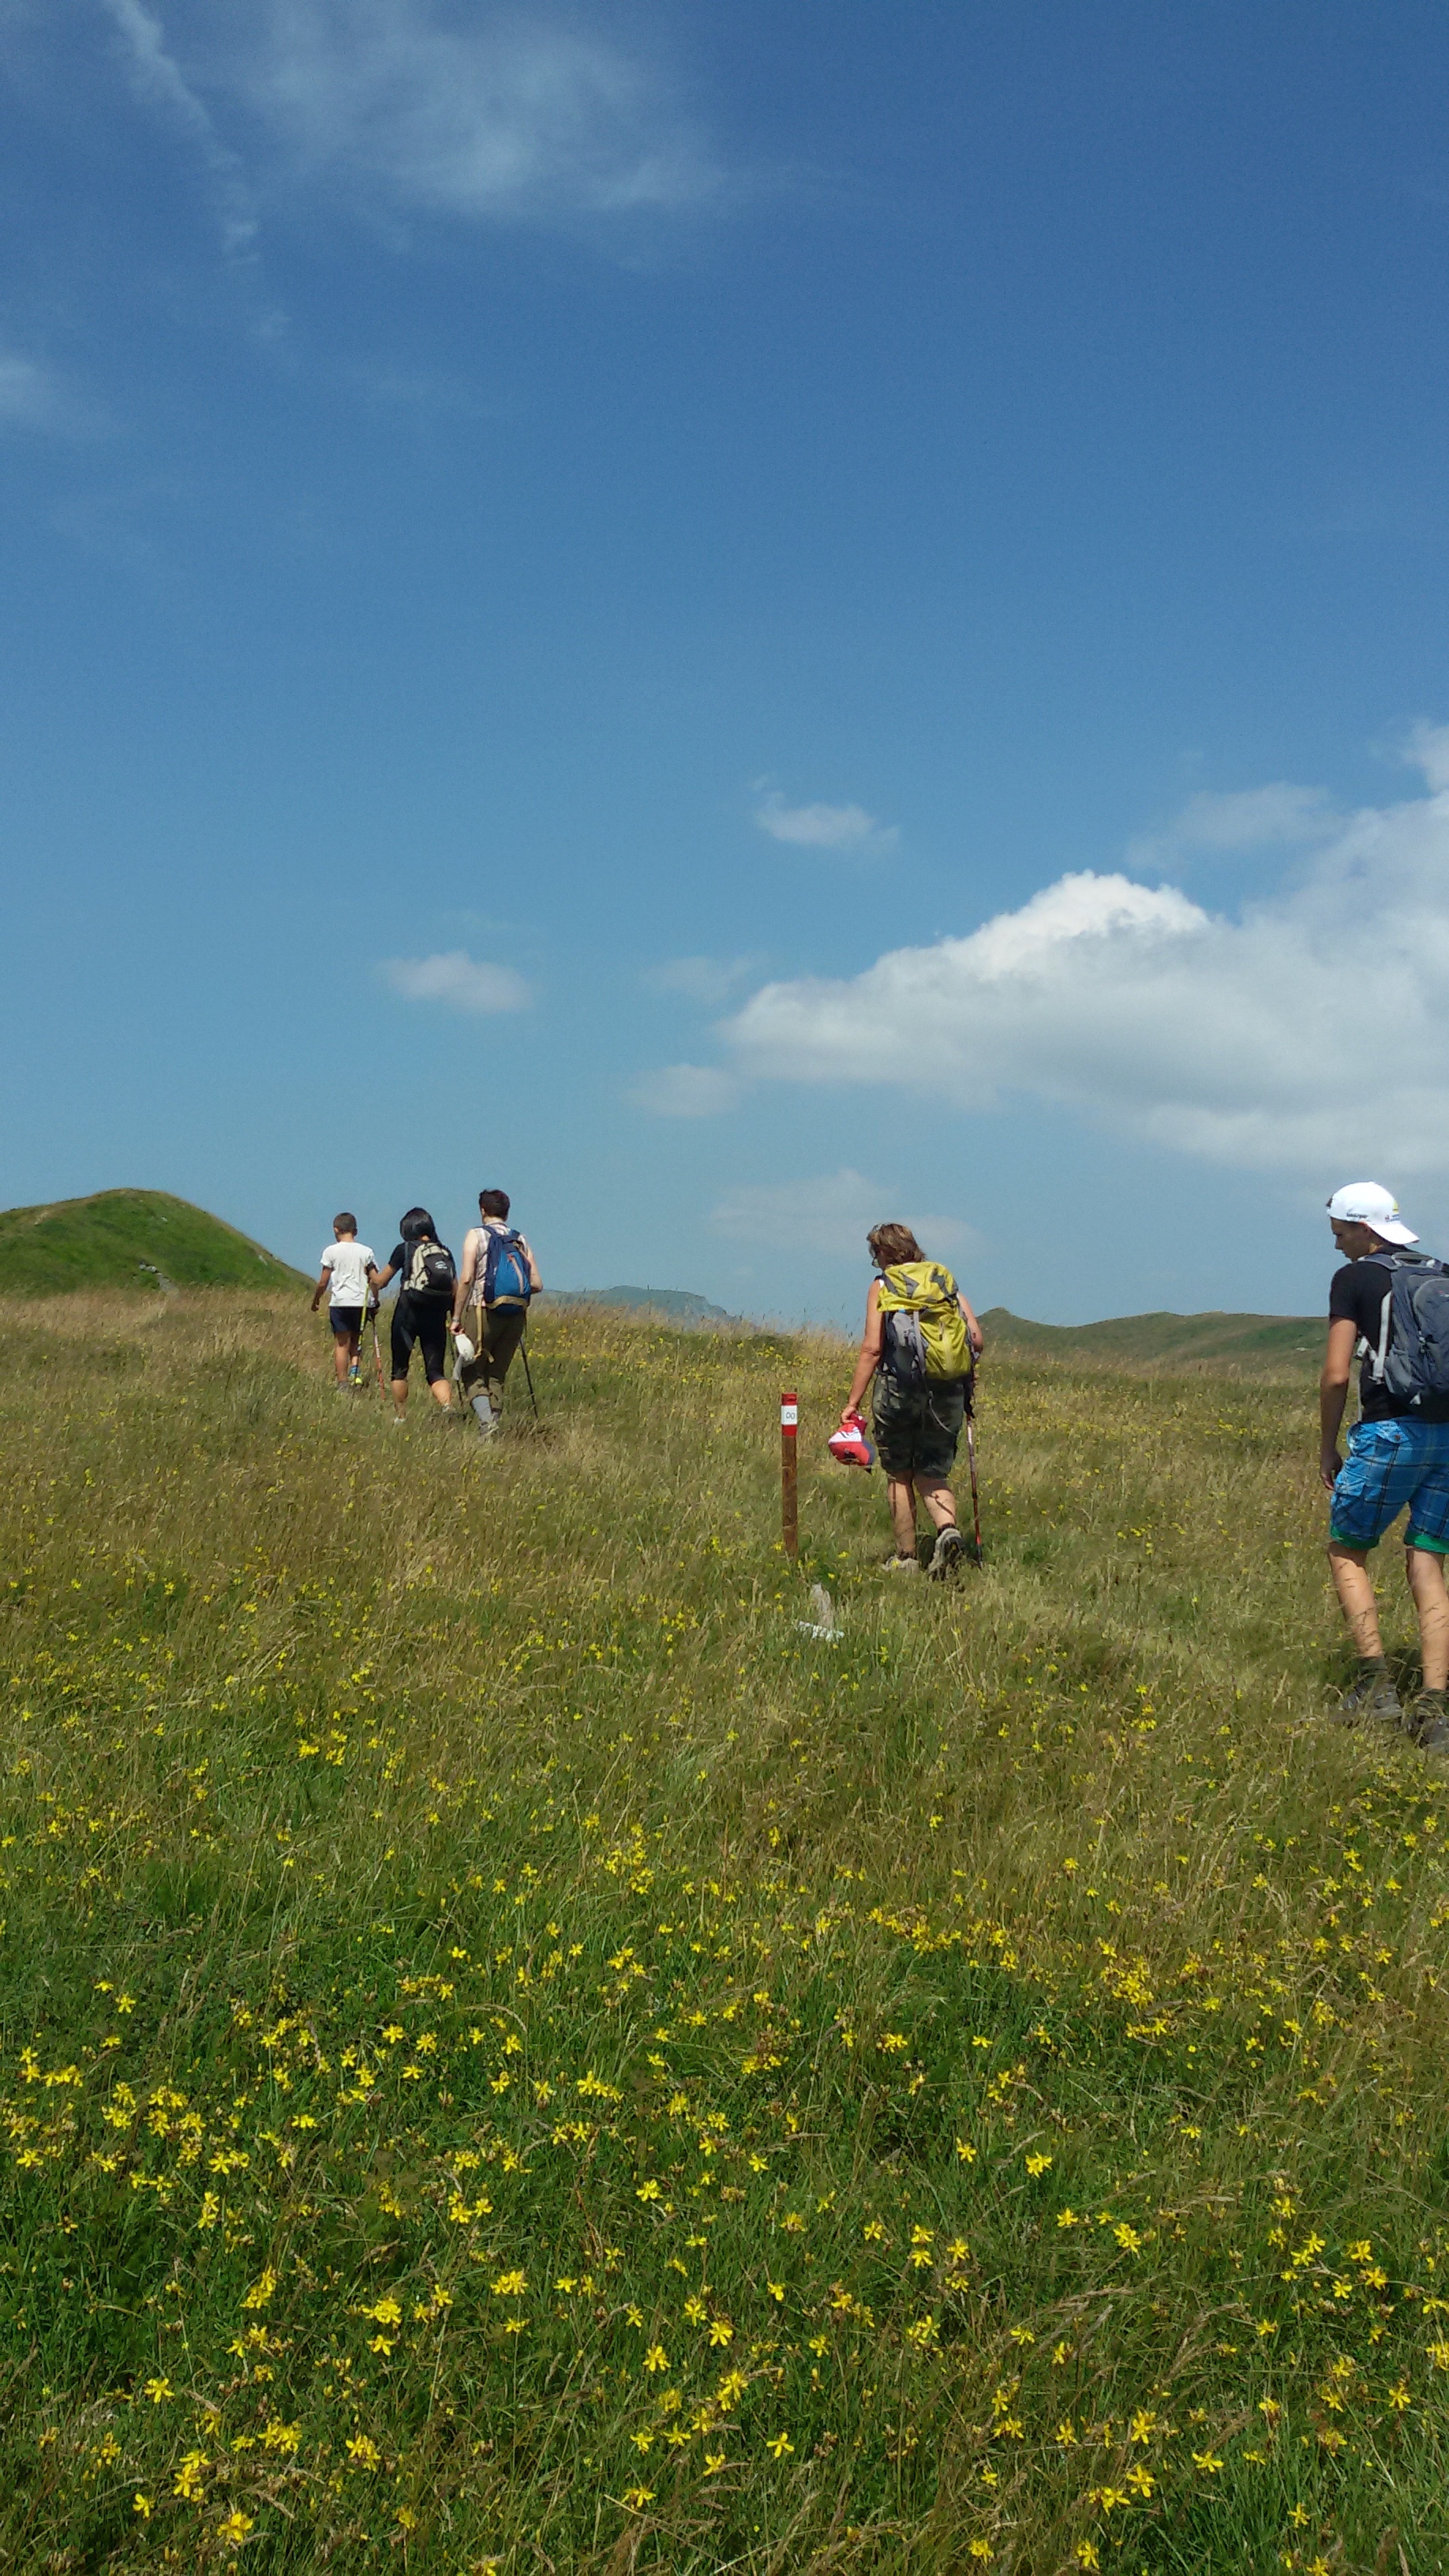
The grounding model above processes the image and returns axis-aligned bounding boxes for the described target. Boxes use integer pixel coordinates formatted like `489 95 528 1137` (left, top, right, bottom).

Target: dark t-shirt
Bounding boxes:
1330 1256 1416 1421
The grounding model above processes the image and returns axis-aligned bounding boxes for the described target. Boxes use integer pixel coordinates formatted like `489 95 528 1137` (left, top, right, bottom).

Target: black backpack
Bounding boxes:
403 1236 456 1299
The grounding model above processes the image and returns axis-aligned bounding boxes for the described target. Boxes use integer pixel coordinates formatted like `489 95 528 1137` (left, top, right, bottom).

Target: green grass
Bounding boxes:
2 1293 1447 2572
0 1190 305 1297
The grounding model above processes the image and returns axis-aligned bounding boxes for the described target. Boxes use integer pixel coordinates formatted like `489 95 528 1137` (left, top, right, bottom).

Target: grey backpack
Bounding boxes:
1364 1254 1449 1416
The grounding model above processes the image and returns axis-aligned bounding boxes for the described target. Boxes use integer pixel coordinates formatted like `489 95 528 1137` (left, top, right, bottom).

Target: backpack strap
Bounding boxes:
1368 1252 1409 1383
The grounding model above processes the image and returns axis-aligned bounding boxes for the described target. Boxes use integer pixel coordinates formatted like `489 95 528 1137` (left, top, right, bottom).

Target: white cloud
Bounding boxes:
628 1062 740 1118
1405 721 1449 793
99 0 257 249
383 951 532 1013
1129 781 1338 865
711 1167 976 1262
643 954 760 1006
203 0 717 225
721 762 1449 1179
753 793 897 852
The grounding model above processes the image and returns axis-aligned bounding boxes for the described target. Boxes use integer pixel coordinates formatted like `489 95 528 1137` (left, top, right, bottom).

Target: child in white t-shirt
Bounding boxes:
310 1213 378 1389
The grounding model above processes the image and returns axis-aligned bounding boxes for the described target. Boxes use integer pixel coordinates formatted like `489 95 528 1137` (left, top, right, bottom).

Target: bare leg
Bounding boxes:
1327 1542 1383 1657
332 1336 350 1386
391 1376 409 1419
1406 1545 1449 1691
428 1378 453 1411
914 1476 957 1533
888 1477 919 1556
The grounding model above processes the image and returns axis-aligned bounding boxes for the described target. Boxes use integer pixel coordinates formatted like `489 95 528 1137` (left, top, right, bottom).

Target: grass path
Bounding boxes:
1 1294 1447 2571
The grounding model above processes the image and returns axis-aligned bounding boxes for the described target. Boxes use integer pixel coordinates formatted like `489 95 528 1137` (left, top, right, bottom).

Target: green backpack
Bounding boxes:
877 1261 972 1384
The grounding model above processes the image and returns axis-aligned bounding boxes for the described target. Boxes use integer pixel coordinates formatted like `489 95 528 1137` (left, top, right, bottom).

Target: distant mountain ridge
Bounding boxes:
554 1285 736 1324
979 1305 1320 1369
0 1189 306 1296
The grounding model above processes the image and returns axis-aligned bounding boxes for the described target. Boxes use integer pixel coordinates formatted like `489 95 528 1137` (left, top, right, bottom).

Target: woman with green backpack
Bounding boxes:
839 1222 984 1577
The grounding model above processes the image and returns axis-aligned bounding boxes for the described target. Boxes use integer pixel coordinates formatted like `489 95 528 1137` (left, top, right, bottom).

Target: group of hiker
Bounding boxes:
309 1191 541 1437
308 1171 1449 1758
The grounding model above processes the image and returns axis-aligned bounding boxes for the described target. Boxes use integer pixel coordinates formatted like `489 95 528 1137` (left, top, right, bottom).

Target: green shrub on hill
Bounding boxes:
0 1189 305 1297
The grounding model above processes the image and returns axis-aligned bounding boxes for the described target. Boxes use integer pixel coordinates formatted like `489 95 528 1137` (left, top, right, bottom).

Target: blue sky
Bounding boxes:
6 2 1449 1324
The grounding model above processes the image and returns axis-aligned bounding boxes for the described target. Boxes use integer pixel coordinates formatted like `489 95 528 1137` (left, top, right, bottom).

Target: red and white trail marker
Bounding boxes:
781 1390 799 1559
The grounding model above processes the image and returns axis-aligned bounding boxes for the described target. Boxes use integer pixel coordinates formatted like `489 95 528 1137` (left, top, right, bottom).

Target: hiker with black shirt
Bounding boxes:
370 1207 457 1425
451 1188 541 1440
1320 1181 1449 1751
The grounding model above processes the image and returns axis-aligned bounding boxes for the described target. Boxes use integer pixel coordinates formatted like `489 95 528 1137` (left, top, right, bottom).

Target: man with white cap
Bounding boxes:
1320 1182 1449 1751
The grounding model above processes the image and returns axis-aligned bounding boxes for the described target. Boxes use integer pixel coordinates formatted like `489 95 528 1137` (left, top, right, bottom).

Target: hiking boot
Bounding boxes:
1328 1664 1402 1726
928 1526 966 1580
883 1553 920 1575
1418 1714 1449 1758
1403 1689 1449 1745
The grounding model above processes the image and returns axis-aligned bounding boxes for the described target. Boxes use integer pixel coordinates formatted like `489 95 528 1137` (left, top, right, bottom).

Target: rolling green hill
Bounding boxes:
979 1302 1320 1370
0 1189 305 1297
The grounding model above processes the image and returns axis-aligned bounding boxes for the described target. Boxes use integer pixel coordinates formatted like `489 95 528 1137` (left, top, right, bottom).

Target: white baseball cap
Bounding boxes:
451 1330 476 1365
1326 1182 1418 1246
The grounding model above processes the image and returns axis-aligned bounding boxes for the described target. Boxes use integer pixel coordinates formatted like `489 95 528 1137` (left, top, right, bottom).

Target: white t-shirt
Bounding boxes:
320 1240 374 1308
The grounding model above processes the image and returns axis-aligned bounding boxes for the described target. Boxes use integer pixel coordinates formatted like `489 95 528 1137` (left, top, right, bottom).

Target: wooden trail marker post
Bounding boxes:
781 1390 799 1559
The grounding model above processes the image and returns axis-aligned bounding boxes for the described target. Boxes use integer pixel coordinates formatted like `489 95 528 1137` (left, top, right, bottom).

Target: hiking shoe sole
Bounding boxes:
883 1555 920 1575
928 1527 967 1581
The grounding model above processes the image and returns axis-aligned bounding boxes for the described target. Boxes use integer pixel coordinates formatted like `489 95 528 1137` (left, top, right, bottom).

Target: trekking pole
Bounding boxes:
369 1302 385 1395
964 1375 983 1565
519 1331 540 1421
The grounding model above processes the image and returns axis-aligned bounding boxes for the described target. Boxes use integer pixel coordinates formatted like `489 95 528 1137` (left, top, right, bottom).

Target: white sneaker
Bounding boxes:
884 1554 920 1575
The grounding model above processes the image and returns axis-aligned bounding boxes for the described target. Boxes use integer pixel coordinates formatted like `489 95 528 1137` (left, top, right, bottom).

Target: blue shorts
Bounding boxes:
1329 1417 1449 1554
329 1305 364 1339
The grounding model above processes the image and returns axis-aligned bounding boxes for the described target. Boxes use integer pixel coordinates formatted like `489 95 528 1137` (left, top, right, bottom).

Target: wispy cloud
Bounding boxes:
1127 781 1339 869
98 0 258 251
721 733 1449 1179
628 1062 739 1118
643 954 761 1007
0 350 69 432
383 951 532 1013
191 0 720 230
711 1167 976 1262
753 792 897 852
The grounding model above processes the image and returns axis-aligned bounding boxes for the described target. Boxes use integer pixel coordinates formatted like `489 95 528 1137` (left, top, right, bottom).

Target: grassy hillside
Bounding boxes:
2 1301 1447 2571
0 1189 305 1298
982 1303 1321 1372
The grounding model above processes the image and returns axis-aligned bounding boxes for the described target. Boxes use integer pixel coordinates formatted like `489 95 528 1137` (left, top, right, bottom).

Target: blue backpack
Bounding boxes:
481 1227 532 1309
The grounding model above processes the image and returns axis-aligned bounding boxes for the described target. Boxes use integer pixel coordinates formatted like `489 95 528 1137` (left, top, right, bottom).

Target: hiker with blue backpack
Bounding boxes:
451 1189 541 1439
1320 1181 1449 1754
840 1222 984 1577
